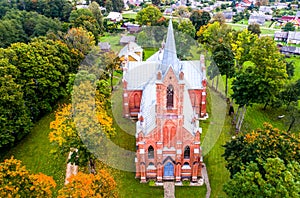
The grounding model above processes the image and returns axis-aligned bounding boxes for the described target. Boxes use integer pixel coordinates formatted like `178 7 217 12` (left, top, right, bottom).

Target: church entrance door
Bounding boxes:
164 162 174 177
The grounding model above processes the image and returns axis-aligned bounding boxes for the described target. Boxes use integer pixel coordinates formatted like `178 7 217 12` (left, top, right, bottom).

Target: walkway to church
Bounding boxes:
202 163 211 198
163 163 210 198
164 182 175 198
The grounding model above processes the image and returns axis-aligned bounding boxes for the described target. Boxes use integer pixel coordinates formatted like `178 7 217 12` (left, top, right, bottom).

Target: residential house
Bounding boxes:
119 42 143 62
123 23 141 34
280 46 300 56
98 42 111 52
281 15 300 27
274 31 288 42
223 11 234 22
275 2 288 9
107 12 123 22
259 6 273 14
287 32 300 44
248 14 265 25
120 35 136 45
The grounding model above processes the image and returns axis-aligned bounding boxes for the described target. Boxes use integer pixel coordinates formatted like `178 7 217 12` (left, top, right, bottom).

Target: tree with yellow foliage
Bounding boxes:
58 170 117 198
0 157 56 197
49 70 115 166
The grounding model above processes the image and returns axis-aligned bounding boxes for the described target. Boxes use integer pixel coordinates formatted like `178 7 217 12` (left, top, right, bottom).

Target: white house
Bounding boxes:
106 12 123 22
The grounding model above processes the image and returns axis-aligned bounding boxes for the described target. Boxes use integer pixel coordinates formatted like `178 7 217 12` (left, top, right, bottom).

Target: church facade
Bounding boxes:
122 20 207 183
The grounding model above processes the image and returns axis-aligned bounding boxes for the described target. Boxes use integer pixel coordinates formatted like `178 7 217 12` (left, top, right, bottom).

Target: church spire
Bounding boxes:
161 19 179 74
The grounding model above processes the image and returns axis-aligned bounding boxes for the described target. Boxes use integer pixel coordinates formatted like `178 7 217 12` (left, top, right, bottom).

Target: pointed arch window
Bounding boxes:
134 93 139 108
167 85 174 108
184 146 190 159
148 146 154 159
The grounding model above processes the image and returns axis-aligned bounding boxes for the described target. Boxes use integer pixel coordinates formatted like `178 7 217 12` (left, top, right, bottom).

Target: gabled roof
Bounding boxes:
288 31 300 41
274 31 288 39
120 35 136 44
106 12 122 21
123 62 158 90
98 42 111 50
119 42 143 59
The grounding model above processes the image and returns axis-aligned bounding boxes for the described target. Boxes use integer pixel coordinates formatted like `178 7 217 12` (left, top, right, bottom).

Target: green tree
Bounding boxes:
136 5 163 26
285 59 295 79
223 123 300 177
231 29 258 68
247 23 261 36
112 0 124 12
212 43 235 96
197 22 232 51
285 102 300 133
207 61 221 90
197 22 234 95
4 0 73 21
0 59 32 148
275 80 300 109
88 1 104 34
283 22 295 32
189 10 211 33
176 19 196 38
231 64 260 107
42 0 73 22
61 27 95 55
0 10 62 46
0 19 25 48
100 51 121 91
224 158 300 198
3 38 79 120
232 37 287 109
69 8 100 43
152 0 161 6
105 0 113 14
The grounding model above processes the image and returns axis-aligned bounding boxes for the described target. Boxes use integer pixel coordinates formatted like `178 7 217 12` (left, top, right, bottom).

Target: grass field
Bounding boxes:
100 33 123 52
0 112 67 194
227 23 276 35
287 56 300 81
122 13 137 19
144 48 158 60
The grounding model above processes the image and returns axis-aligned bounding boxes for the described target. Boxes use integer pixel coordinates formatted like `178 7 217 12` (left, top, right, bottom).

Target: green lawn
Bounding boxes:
0 112 67 194
287 56 300 81
100 33 123 52
122 13 137 19
227 23 276 35
260 28 276 35
143 48 158 60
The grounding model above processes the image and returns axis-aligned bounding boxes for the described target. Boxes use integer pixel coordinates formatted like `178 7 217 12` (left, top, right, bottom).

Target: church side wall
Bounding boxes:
188 89 207 118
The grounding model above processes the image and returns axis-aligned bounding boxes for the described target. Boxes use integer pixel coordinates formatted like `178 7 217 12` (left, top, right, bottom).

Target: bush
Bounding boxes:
182 180 190 186
148 180 156 186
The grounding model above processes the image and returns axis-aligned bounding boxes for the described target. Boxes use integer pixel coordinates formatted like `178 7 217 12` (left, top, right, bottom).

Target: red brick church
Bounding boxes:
122 20 207 184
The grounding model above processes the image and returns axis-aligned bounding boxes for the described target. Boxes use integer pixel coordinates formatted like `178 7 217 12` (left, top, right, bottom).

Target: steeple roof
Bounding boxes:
161 19 180 74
